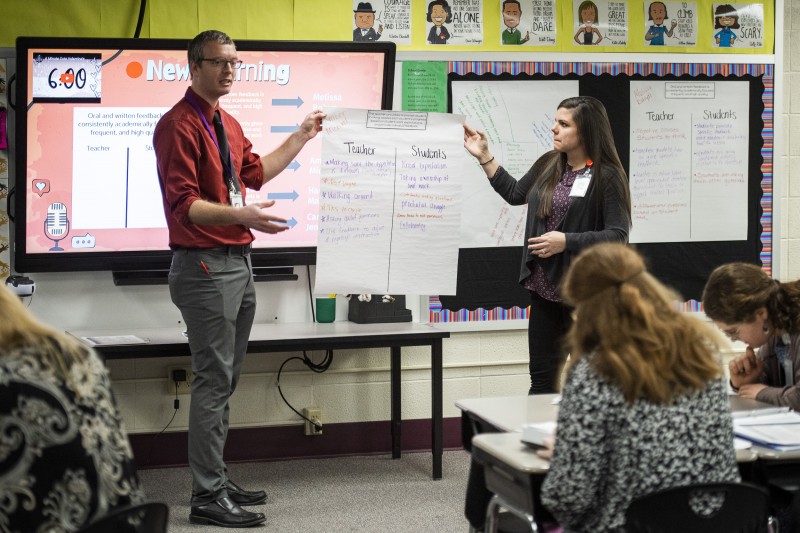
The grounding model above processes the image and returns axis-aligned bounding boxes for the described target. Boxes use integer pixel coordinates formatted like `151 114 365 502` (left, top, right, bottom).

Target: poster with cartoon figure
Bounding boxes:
644 1 697 47
644 2 676 44
352 1 412 45
712 3 763 49
425 0 483 46
572 0 628 47
499 0 556 46
353 3 383 42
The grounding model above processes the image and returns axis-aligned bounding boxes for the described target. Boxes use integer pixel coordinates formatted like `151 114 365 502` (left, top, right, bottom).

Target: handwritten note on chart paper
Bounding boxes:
451 80 579 248
629 80 749 243
315 108 467 295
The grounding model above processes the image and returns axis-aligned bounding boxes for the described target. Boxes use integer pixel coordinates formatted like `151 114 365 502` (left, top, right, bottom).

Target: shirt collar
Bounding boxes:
185 87 218 123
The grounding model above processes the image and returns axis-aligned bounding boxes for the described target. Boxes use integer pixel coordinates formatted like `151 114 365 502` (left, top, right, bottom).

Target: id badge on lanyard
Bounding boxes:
569 160 593 198
185 93 244 207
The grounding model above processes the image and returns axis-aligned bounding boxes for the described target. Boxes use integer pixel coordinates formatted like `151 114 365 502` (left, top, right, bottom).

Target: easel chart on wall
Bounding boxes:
629 80 750 243
451 79 579 248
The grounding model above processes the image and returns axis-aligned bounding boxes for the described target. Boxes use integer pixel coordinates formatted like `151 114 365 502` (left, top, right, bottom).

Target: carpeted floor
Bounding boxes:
138 450 473 532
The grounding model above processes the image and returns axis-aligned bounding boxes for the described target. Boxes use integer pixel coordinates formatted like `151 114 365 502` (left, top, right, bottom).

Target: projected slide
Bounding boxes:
24 46 387 254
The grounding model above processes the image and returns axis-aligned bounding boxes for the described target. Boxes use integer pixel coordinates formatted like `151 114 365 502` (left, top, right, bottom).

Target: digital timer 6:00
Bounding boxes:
31 52 102 103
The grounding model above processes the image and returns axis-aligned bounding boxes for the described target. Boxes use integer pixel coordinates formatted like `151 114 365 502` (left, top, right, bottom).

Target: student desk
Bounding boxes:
68 322 449 479
458 394 760 532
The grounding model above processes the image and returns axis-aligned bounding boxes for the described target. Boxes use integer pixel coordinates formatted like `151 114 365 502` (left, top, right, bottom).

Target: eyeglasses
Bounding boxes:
722 326 741 341
199 57 243 69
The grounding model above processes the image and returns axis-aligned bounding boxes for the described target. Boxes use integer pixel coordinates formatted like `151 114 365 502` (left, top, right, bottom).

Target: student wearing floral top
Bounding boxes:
0 285 145 531
537 243 739 533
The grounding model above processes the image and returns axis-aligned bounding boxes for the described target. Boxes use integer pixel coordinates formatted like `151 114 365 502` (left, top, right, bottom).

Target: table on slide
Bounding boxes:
68 322 449 479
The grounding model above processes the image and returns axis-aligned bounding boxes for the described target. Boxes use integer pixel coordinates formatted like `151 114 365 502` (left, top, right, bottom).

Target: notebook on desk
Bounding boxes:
734 411 800 452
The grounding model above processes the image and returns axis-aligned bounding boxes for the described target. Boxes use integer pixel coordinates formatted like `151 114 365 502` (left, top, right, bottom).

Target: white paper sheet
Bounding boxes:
315 108 466 295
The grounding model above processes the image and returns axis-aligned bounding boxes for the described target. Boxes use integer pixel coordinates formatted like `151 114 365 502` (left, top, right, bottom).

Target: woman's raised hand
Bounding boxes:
463 123 490 161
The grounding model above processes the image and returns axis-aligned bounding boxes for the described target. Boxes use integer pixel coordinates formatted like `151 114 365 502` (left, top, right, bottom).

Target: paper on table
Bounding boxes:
521 421 557 449
734 411 800 451
733 412 800 426
731 406 791 418
81 335 150 346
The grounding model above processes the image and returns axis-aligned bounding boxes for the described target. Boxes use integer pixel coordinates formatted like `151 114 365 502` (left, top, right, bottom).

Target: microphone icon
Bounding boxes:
44 202 70 251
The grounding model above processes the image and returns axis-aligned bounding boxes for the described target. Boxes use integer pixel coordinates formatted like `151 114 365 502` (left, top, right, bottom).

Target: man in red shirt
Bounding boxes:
153 30 324 528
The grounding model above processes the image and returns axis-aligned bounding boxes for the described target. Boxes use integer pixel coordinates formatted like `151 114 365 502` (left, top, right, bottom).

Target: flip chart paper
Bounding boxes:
629 80 749 243
315 107 467 295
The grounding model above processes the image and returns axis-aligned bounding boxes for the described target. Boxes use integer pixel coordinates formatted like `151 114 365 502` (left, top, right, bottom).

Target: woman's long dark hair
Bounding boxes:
528 96 630 221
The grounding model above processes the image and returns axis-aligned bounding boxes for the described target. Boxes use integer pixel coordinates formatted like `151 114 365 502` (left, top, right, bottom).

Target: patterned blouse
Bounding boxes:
541 356 740 533
0 342 145 532
523 164 588 301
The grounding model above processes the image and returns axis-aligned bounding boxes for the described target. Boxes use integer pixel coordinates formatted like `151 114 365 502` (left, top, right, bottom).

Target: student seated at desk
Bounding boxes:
536 243 739 533
0 286 145 530
703 262 800 410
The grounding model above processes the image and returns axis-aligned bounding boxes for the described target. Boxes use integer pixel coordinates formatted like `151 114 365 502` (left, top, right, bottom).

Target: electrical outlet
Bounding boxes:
303 407 322 436
167 365 193 395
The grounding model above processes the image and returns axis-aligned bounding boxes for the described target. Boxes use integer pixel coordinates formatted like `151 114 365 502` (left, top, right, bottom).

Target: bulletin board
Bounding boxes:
431 60 772 323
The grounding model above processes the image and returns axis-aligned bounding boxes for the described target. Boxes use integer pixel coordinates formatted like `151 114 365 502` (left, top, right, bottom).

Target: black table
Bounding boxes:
69 322 449 479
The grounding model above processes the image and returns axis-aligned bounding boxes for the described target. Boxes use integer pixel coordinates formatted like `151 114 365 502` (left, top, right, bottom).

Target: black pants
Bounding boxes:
528 291 572 395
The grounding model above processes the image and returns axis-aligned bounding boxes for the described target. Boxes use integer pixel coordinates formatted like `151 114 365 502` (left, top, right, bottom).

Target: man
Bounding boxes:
501 0 529 45
153 30 324 528
353 2 383 42
645 1 677 45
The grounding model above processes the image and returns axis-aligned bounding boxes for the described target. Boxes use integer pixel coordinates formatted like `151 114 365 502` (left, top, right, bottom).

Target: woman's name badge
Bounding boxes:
569 176 591 197
230 192 244 207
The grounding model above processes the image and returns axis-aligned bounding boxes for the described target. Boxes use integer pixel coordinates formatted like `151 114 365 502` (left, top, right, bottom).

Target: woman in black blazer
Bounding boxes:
463 95 631 394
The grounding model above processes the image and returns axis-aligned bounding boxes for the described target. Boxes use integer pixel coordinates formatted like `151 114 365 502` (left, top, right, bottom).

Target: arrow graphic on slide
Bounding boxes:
286 160 301 171
268 190 300 201
270 124 300 133
271 96 304 108
276 217 298 228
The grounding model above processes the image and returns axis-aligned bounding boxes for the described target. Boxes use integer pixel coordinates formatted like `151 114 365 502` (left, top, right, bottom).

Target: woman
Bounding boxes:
573 0 603 45
703 262 800 410
426 0 452 45
463 95 631 394
0 286 145 531
539 243 739 533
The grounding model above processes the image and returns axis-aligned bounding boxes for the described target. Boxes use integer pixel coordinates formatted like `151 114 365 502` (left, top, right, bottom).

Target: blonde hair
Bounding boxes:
0 286 89 389
562 243 724 404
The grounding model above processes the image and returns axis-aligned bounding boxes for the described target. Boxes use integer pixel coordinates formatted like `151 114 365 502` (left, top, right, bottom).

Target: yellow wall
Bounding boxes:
0 0 774 54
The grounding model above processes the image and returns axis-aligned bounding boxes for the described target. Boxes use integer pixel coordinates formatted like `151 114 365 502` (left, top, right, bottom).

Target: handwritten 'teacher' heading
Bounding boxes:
343 142 448 159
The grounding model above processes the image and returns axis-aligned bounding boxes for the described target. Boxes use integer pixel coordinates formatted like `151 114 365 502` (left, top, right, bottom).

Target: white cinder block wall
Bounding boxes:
785 1 800 280
107 325 532 434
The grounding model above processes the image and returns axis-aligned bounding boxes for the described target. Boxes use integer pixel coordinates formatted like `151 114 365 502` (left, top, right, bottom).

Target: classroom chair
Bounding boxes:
77 501 169 533
625 482 772 533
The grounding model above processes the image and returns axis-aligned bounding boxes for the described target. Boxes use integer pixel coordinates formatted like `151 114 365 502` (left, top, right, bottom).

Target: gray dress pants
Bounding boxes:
168 248 256 506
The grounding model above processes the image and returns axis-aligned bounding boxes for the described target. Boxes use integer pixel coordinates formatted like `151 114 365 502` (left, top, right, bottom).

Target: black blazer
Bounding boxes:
489 157 630 291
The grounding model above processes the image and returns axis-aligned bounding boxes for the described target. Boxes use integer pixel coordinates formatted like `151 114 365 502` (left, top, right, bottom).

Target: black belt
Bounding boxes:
179 244 252 256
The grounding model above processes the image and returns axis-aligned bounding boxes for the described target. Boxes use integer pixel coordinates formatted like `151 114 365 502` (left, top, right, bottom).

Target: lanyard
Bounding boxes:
184 92 240 195
776 335 794 387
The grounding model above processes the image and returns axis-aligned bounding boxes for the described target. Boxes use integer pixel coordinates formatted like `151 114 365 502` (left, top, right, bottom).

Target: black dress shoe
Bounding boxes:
226 479 268 506
190 496 266 528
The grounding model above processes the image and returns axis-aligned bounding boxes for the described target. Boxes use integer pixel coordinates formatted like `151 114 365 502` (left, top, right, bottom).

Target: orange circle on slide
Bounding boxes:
126 61 144 78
